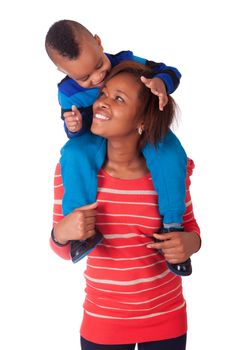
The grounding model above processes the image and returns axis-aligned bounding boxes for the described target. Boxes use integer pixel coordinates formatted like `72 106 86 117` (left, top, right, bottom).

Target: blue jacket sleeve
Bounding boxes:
132 54 181 94
58 86 98 138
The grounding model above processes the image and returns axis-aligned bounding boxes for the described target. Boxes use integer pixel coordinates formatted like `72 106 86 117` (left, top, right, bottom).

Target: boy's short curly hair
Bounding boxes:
45 20 93 59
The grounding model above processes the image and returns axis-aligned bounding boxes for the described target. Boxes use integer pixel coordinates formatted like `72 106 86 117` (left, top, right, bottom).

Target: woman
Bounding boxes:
51 61 201 350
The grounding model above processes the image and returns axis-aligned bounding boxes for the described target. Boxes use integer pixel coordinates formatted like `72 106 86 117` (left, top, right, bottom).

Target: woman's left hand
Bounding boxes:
147 231 201 264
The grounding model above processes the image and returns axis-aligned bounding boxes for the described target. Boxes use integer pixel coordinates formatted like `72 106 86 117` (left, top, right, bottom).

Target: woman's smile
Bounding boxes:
93 113 110 121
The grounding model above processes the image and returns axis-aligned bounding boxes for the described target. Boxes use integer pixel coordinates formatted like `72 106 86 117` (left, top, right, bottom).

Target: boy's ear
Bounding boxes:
94 34 103 49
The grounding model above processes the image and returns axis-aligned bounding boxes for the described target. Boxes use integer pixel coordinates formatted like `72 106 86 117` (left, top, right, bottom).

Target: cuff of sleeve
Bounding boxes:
51 228 69 247
153 73 173 94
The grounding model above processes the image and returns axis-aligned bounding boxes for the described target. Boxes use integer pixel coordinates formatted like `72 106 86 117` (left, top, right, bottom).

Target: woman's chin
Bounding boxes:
91 124 103 136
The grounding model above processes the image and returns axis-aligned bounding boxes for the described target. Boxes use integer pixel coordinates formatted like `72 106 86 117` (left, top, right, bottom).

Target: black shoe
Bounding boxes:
70 230 103 263
157 227 192 276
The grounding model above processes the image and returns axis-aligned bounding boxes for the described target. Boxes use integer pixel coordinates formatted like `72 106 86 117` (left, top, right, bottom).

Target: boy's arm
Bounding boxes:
62 106 93 138
132 54 181 94
58 78 98 138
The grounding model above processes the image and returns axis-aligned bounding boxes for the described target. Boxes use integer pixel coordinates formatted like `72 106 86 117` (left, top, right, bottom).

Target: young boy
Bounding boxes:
46 20 191 276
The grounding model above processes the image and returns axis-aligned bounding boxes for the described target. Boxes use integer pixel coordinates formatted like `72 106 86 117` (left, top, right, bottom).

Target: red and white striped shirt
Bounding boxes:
51 159 200 344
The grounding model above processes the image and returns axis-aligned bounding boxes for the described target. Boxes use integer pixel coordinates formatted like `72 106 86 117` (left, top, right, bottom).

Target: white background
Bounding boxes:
0 0 232 349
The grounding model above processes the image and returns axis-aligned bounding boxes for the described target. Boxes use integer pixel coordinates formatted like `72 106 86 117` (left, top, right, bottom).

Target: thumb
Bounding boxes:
71 105 82 121
71 105 79 115
79 201 98 211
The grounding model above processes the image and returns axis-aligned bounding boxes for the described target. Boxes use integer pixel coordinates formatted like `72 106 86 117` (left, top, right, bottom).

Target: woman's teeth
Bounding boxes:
95 113 110 120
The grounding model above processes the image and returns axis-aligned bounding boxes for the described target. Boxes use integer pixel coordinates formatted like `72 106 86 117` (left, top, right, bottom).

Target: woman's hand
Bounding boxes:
147 231 201 264
53 202 98 244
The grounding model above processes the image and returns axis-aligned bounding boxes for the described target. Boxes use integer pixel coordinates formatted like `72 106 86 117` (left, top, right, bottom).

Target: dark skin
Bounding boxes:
47 34 168 134
54 72 201 263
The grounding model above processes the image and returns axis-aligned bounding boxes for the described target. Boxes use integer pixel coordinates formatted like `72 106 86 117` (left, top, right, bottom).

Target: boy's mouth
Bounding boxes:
94 80 105 88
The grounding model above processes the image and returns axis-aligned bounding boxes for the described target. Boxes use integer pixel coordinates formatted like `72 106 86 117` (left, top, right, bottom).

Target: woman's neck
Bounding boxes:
103 139 148 179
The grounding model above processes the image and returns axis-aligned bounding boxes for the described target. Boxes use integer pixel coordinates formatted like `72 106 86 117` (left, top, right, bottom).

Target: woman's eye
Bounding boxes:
99 90 106 98
115 96 124 103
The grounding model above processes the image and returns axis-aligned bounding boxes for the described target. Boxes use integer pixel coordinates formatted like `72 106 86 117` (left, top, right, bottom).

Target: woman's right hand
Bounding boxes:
53 202 98 244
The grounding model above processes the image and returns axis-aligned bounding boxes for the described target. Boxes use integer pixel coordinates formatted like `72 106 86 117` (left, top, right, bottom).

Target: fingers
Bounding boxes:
64 118 81 131
78 202 98 211
73 212 96 240
72 202 98 239
85 229 96 239
140 76 168 111
73 209 97 227
158 93 168 111
55 201 99 241
147 232 188 263
63 105 82 132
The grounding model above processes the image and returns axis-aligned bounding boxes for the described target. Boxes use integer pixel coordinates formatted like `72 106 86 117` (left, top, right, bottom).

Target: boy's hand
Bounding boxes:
140 76 168 111
63 105 82 132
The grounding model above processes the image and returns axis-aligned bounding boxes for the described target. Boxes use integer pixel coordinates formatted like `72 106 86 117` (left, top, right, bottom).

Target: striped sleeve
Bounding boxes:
131 54 181 94
108 51 181 94
182 159 200 235
145 60 181 94
50 163 71 260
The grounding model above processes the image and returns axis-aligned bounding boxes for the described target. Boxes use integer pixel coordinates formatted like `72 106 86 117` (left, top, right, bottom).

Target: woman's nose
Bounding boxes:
99 99 109 109
97 94 110 108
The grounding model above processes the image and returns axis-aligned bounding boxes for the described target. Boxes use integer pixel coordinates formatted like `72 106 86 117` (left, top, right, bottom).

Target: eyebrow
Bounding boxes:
103 85 130 99
115 89 130 98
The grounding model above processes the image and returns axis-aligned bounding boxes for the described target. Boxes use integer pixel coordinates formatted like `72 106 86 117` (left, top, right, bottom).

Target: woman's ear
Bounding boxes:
94 34 103 49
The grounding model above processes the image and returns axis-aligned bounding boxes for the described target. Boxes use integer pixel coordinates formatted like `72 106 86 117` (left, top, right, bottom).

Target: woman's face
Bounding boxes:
91 72 142 139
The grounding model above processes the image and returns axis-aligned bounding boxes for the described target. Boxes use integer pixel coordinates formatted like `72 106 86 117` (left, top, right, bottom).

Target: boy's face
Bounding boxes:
51 35 111 89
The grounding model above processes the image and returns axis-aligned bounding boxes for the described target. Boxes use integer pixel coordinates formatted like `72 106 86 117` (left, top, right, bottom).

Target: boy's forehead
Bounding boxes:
79 41 101 65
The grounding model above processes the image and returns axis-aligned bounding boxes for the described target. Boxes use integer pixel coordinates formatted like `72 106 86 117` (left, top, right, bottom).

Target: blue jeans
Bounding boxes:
80 334 187 350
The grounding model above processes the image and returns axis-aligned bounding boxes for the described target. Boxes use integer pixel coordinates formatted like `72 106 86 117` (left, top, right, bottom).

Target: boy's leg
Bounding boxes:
60 132 107 215
157 227 192 276
60 132 107 262
142 130 192 276
142 130 187 224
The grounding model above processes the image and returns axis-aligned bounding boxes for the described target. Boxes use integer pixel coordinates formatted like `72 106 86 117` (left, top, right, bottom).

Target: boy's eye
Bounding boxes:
79 76 89 82
96 61 103 70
